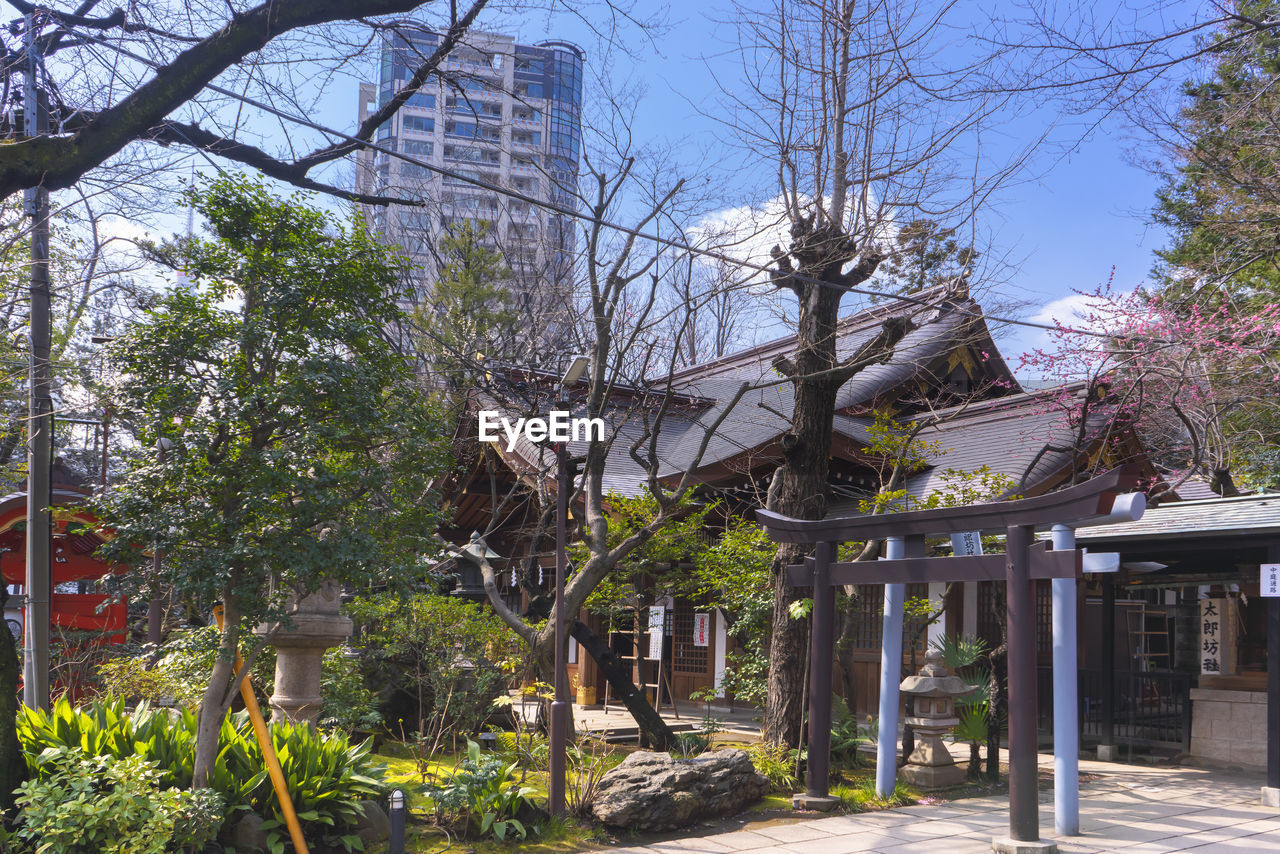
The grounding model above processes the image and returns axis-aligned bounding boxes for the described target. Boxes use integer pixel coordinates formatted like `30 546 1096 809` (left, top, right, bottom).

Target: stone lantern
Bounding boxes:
452 532 501 600
898 648 973 789
256 580 352 725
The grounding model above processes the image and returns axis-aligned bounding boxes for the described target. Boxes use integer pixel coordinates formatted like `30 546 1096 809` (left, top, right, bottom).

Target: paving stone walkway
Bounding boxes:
602 758 1280 853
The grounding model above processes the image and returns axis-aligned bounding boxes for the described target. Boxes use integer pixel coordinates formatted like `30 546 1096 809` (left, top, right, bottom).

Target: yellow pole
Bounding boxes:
214 605 309 854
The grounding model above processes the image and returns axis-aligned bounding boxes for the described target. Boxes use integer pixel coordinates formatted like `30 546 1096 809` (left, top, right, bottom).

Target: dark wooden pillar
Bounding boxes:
1101 575 1116 752
806 541 836 799
1268 544 1280 794
1006 524 1040 843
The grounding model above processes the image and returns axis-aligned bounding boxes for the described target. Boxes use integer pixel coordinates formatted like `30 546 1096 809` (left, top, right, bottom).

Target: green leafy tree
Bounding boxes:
345 592 519 753
1146 2 1280 488
1151 0 1280 307
575 491 715 618
686 520 776 708
877 219 978 298
416 220 519 386
93 177 450 787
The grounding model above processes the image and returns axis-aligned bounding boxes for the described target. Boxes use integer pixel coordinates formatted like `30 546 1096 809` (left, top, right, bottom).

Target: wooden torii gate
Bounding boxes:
755 467 1143 853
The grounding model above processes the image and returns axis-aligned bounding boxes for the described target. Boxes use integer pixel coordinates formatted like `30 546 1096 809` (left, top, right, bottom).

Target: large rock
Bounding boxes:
354 800 391 848
226 813 269 852
591 748 770 831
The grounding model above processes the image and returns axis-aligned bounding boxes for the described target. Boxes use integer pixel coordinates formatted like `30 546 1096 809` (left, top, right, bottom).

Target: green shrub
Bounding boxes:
745 741 798 792
97 633 378 735
830 703 874 767
319 647 382 733
14 747 222 854
424 739 537 841
95 628 275 710
566 736 622 818
258 719 388 852
17 697 196 789
346 592 520 749
16 697 388 852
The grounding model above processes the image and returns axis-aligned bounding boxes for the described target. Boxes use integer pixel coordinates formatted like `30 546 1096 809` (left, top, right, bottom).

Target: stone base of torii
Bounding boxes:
756 466 1146 853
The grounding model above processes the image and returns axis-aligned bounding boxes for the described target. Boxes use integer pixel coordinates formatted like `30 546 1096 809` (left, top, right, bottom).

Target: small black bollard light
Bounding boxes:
388 789 406 854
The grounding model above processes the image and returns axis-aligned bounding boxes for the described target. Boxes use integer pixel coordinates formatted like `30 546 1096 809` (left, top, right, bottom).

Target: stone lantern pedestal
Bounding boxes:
898 649 971 790
256 581 352 725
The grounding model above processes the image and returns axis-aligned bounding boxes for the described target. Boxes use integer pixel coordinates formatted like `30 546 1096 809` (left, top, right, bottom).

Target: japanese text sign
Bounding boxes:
693 612 710 647
1263 564 1280 598
1200 598 1223 675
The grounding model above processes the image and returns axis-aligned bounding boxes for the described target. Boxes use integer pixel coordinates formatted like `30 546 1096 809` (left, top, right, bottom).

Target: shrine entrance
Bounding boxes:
0 488 126 699
756 467 1145 853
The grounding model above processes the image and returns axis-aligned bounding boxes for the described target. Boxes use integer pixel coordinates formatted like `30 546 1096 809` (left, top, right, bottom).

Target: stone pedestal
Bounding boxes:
991 836 1058 853
791 793 840 811
1263 787 1280 809
1189 687 1268 769
899 650 971 790
256 581 352 725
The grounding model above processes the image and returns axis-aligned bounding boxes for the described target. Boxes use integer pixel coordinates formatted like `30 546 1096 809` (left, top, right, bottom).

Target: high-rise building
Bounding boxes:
356 26 583 339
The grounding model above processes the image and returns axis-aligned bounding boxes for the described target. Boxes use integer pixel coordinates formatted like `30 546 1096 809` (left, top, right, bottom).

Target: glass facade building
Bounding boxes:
356 27 584 329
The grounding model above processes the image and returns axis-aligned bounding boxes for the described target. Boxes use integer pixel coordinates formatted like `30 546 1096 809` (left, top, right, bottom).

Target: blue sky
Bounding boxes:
133 1 1184 378
473 0 1178 372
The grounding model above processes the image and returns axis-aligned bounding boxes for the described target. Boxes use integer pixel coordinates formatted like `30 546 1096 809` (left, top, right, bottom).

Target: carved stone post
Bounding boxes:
257 581 352 725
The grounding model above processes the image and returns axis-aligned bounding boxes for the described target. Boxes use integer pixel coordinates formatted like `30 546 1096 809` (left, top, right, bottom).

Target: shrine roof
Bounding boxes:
1074 493 1280 542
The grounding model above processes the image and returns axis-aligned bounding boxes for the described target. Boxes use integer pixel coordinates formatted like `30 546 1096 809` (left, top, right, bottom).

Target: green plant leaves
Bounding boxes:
17 697 389 853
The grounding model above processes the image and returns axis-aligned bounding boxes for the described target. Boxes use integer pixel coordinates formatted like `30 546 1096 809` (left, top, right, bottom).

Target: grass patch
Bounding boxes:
831 773 917 811
368 740 616 853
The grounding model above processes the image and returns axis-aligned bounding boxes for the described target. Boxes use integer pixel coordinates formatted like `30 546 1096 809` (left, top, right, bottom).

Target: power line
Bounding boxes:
65 29 1141 347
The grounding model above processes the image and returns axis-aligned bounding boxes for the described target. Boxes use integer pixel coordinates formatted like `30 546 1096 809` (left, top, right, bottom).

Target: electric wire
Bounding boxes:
67 28 1145 347
13 24 1128 512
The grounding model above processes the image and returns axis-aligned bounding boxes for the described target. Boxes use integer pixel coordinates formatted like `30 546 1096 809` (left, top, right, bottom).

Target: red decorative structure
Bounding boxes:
0 487 127 698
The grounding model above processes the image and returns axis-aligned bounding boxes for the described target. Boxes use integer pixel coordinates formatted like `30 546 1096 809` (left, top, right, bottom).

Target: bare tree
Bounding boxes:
0 1 506 204
715 0 1038 748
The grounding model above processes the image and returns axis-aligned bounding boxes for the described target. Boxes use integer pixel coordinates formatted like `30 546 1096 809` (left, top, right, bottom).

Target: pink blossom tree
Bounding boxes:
1020 279 1280 497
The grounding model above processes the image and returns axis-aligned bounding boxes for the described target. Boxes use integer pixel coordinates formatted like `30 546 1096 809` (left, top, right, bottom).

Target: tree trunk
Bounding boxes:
761 222 905 749
763 270 843 748
835 598 860 718
570 620 676 750
0 586 25 810
193 593 241 788
985 653 1005 782
1209 468 1239 497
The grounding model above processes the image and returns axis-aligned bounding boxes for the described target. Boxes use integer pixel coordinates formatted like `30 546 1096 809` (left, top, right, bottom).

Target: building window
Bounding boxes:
404 90 436 109
515 81 545 99
446 96 502 119
401 140 433 157
444 193 499 214
515 56 545 75
445 121 500 142
513 130 541 146
443 144 499 165
400 161 433 179
403 115 434 134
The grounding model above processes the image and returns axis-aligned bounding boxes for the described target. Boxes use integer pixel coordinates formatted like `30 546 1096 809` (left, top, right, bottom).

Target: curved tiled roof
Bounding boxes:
468 292 1096 506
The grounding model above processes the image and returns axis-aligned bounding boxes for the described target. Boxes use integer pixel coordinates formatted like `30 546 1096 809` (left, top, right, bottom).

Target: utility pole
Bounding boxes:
22 13 52 711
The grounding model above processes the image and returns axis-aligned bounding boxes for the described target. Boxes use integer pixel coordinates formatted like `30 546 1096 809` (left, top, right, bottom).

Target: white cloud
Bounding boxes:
1002 286 1142 381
